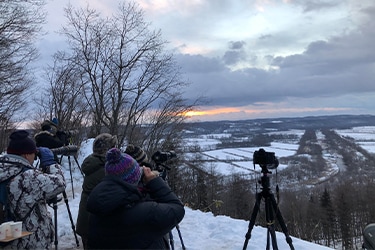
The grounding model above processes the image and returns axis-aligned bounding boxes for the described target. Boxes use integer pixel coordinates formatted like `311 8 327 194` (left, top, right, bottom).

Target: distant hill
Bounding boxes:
184 114 375 134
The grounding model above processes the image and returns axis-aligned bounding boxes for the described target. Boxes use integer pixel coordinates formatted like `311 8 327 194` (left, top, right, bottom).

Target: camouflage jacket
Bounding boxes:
0 154 66 249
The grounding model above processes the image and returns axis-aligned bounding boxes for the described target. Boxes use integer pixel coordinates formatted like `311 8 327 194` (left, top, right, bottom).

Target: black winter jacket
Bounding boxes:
76 153 106 238
86 175 185 249
34 130 64 149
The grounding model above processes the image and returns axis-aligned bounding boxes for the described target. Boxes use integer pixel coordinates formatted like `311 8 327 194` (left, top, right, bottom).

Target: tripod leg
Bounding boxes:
265 196 279 250
243 192 262 250
169 231 175 250
270 194 295 250
67 156 75 199
266 228 271 250
269 228 278 250
62 191 80 247
73 155 84 177
53 202 58 250
175 224 186 250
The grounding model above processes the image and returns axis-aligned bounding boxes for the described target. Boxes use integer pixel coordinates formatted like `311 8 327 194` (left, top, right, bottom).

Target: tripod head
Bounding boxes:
258 165 272 191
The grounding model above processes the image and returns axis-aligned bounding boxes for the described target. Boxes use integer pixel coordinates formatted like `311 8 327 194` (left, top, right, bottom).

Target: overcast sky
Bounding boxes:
40 0 375 121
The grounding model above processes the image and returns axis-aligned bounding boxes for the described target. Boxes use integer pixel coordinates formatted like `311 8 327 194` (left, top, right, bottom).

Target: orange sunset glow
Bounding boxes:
184 108 243 117
183 106 353 121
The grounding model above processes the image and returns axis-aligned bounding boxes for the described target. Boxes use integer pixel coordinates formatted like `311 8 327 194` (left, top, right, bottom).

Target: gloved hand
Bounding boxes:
38 147 56 171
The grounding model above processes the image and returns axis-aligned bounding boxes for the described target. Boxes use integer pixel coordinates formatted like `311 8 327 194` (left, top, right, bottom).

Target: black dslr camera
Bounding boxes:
253 148 279 170
151 150 177 165
148 150 177 180
150 150 177 172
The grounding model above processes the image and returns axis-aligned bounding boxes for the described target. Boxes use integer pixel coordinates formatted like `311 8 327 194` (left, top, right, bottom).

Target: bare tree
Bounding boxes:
34 52 89 144
58 2 197 148
0 0 46 149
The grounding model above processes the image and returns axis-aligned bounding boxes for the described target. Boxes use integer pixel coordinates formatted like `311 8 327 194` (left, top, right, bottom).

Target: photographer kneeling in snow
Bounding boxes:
0 130 66 249
86 148 185 249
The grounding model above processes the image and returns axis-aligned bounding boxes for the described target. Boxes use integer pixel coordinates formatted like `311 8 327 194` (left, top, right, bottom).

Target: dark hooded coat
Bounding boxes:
86 175 185 249
75 153 106 238
34 130 64 149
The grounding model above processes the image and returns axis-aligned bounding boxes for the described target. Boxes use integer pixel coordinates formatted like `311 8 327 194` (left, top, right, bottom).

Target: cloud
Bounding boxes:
222 41 247 65
296 0 341 13
171 0 375 116
39 0 375 120
176 54 226 74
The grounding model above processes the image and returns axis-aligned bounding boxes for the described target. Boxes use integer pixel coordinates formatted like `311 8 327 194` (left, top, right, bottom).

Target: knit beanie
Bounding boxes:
125 144 149 165
93 133 118 155
105 148 142 185
7 130 37 155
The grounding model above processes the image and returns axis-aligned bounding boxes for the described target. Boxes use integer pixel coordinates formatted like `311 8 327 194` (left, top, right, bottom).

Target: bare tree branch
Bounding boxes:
58 2 200 149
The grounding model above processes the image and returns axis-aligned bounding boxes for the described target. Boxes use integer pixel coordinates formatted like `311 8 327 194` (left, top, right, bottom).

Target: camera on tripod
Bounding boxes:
151 150 177 165
253 148 279 170
150 150 177 172
244 148 294 250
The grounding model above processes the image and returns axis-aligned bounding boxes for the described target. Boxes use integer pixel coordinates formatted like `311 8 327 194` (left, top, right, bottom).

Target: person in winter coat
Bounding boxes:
125 144 172 249
124 144 149 166
75 133 118 249
0 130 66 249
86 148 185 249
34 120 65 149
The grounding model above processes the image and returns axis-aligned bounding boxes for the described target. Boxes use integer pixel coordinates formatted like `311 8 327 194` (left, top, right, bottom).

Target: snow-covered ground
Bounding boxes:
335 126 375 154
55 196 334 249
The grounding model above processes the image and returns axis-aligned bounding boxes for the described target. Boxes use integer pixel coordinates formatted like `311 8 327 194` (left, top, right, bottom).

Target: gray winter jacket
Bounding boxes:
0 154 66 249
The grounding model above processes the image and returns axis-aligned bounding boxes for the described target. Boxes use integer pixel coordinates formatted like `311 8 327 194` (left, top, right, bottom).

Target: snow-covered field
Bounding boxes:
335 126 375 154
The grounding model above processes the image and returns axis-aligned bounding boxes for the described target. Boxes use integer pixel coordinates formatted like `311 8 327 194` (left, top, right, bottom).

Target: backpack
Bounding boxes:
0 178 14 224
0 156 29 224
363 223 375 249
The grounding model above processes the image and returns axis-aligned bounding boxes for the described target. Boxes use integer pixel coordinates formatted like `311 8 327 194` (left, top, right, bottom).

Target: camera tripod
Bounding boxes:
58 154 84 199
48 152 82 249
243 166 294 250
49 191 80 249
157 163 186 250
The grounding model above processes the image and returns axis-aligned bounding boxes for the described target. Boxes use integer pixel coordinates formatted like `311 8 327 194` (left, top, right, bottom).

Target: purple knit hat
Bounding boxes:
105 148 142 185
